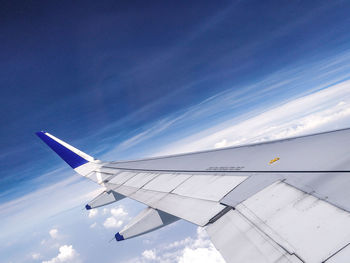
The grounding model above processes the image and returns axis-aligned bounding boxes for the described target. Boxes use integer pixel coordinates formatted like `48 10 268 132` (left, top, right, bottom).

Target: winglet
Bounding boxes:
36 131 95 169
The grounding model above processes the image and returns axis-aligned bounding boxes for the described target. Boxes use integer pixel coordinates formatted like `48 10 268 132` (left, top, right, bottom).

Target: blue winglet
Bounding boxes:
36 131 88 169
115 232 124 241
85 204 92 210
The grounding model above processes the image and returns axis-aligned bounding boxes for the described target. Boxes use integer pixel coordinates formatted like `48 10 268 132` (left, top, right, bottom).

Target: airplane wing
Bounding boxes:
36 128 350 263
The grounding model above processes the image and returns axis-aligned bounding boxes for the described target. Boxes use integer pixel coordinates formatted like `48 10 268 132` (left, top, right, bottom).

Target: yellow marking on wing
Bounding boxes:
269 157 280 165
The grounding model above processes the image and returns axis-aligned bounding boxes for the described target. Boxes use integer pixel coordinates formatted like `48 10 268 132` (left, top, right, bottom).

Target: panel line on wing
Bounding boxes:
235 181 350 262
99 165 350 173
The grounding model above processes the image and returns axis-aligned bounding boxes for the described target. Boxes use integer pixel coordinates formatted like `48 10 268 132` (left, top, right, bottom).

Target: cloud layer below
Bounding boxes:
155 78 350 155
128 227 224 263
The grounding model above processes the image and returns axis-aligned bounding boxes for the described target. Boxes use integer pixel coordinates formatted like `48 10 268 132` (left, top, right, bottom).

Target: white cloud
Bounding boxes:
128 227 224 263
110 207 127 217
179 246 224 263
103 217 123 229
49 229 58 239
178 228 224 263
88 209 98 218
214 139 227 149
100 206 128 228
174 228 224 263
42 245 80 263
32 252 41 260
142 250 157 260
89 222 97 228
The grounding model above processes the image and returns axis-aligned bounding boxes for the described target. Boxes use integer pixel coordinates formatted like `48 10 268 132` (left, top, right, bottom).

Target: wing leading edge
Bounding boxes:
36 128 350 263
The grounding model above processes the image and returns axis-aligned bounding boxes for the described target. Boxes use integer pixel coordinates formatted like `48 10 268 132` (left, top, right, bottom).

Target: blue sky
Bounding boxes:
1 1 350 262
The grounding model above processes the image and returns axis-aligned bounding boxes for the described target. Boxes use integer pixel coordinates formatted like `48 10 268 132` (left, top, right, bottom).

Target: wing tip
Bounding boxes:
35 131 46 137
35 130 89 169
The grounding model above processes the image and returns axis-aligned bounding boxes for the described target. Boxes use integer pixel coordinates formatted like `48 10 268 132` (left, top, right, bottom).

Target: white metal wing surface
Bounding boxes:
36 128 350 263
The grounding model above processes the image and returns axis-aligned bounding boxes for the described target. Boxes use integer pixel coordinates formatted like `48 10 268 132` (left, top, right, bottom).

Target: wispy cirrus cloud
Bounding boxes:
98 49 350 160
154 77 350 156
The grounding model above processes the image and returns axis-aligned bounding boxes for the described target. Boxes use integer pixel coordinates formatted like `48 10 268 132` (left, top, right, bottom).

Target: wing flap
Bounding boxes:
108 171 137 185
236 181 350 262
124 172 159 188
111 183 226 226
142 173 192 192
112 184 139 196
84 169 111 183
207 180 350 263
173 174 247 201
325 244 350 262
150 193 226 226
206 209 303 263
